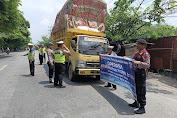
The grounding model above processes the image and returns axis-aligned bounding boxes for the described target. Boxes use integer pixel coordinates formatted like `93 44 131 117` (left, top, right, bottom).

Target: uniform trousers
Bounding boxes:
47 61 54 78
29 60 35 76
39 55 43 65
54 63 65 86
135 69 146 107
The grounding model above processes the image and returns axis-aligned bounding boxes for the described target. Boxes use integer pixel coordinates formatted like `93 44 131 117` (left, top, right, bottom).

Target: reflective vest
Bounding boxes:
133 49 149 62
38 48 41 53
53 50 65 63
43 47 46 53
28 49 35 60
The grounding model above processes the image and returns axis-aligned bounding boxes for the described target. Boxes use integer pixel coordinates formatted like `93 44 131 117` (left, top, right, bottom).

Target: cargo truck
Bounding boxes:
51 0 108 81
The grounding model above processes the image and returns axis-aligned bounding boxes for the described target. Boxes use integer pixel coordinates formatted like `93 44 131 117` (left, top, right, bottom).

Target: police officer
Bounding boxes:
39 45 44 65
38 45 41 62
53 41 70 88
22 43 35 76
42 44 46 63
129 39 150 114
104 46 117 90
47 42 54 83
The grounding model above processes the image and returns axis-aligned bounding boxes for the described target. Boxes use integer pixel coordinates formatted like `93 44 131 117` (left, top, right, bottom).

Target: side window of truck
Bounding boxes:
71 37 77 52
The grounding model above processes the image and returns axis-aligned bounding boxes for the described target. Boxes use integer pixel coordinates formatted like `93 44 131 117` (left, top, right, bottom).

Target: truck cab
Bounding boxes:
51 28 109 81
68 35 109 80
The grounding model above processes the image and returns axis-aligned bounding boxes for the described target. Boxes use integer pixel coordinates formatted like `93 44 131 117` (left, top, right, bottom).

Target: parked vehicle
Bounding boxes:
51 0 108 81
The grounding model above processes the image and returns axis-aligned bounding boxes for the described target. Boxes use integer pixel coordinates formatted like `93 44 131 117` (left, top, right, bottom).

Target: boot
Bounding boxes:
134 107 145 114
129 101 139 108
112 84 117 90
104 83 111 87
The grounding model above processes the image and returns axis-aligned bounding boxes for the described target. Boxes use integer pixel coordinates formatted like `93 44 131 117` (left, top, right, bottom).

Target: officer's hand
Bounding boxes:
123 56 129 59
30 61 32 64
51 63 54 67
132 61 138 65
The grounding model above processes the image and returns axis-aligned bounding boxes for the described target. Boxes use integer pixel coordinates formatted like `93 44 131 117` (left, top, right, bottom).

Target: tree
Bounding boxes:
0 0 31 50
131 24 177 39
37 35 51 48
105 0 177 42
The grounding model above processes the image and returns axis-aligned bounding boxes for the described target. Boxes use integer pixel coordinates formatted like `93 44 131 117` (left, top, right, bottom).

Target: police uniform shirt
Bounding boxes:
134 49 150 69
47 48 54 63
108 51 117 56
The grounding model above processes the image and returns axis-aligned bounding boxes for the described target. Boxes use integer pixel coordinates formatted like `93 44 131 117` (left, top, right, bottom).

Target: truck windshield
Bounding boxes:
78 36 108 55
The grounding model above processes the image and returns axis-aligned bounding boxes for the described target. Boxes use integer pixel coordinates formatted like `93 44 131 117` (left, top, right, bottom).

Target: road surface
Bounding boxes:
0 51 177 118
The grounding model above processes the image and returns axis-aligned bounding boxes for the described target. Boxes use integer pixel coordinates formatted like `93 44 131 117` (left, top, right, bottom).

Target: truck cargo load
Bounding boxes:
52 0 107 33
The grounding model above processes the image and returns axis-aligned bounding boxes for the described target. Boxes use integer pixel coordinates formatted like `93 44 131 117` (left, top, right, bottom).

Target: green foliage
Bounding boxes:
37 35 51 48
131 24 177 39
105 0 177 42
0 0 31 50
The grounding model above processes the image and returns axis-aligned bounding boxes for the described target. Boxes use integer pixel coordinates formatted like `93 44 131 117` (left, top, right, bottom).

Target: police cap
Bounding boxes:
57 41 64 44
108 46 114 49
136 39 147 45
48 42 54 45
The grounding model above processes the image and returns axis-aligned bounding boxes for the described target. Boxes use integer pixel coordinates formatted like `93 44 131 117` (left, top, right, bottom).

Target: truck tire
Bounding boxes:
68 64 76 81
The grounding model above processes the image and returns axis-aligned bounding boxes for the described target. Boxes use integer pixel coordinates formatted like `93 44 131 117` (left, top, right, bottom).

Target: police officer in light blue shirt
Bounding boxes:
104 46 117 90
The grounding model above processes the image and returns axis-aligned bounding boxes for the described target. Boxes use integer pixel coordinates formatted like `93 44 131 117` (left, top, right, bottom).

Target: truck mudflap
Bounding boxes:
74 69 100 75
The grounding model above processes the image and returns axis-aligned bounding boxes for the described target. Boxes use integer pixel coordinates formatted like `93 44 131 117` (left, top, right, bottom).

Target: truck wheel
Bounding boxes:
68 64 76 81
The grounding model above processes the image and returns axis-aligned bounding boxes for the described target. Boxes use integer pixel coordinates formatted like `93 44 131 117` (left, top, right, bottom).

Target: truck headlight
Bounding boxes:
76 59 86 68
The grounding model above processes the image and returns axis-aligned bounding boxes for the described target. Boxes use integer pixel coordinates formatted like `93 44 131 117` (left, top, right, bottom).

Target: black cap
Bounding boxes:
136 39 147 45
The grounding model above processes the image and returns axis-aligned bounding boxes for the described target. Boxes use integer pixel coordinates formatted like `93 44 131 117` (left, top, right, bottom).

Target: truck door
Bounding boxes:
69 37 78 70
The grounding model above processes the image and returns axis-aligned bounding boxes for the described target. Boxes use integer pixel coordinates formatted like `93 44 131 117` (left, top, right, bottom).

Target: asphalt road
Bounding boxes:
0 51 177 118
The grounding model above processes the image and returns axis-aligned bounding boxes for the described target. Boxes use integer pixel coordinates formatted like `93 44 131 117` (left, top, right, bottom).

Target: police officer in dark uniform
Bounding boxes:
53 41 70 88
129 39 150 114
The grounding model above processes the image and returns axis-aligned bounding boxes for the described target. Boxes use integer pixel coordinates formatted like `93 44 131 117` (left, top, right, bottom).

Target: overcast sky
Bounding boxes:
19 0 177 44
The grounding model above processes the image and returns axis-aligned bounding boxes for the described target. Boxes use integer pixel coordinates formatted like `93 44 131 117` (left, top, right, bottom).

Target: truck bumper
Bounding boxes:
75 69 100 75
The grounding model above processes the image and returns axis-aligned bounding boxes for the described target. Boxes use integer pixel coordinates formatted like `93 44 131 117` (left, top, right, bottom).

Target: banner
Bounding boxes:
100 54 137 100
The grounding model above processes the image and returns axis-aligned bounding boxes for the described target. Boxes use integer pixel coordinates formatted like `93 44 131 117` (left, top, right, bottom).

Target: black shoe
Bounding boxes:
49 78 53 83
104 85 111 87
129 102 139 108
112 87 117 90
134 107 145 114
59 85 66 88
54 84 58 87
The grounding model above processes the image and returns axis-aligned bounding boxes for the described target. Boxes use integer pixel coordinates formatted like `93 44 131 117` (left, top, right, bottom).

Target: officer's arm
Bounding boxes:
63 45 70 54
22 53 28 56
136 54 150 69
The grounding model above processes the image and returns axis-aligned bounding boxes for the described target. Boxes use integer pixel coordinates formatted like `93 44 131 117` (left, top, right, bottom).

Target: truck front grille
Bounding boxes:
86 62 100 69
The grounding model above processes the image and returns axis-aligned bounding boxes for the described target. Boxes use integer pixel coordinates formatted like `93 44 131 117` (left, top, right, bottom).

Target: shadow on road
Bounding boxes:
39 81 49 85
92 85 135 116
148 73 177 88
146 82 173 94
63 74 104 86
21 74 33 77
0 55 12 59
43 85 55 88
